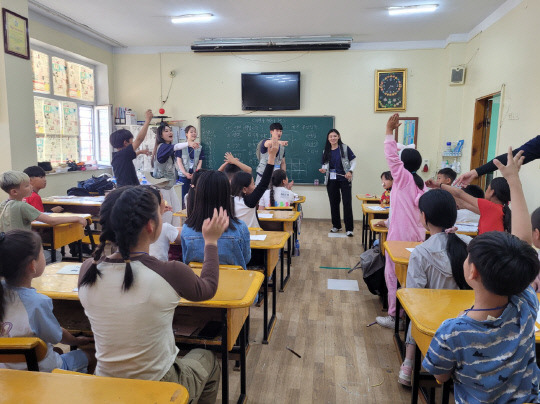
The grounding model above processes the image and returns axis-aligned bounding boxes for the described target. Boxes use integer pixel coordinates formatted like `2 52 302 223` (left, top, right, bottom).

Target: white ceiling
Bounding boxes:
29 0 512 50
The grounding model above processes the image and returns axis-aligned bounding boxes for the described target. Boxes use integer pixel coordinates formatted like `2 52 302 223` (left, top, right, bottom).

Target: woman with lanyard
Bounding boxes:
319 129 357 236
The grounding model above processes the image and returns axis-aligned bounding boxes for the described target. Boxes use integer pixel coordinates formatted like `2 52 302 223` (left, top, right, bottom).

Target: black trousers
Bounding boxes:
326 180 354 232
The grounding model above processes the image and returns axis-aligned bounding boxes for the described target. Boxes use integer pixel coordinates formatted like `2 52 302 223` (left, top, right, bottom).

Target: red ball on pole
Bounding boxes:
159 108 165 115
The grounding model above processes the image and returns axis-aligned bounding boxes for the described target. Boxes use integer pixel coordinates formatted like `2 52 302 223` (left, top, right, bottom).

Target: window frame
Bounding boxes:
31 45 109 165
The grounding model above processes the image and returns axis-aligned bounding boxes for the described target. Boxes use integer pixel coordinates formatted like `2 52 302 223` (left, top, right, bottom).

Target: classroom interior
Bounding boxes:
1 0 540 403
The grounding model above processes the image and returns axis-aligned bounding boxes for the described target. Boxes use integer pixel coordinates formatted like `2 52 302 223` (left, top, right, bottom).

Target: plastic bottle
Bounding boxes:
111 176 117 187
141 175 148 185
314 179 319 186
456 162 461 173
294 239 300 256
446 142 452 153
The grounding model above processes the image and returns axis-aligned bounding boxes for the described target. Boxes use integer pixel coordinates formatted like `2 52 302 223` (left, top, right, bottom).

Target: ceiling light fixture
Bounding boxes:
388 4 438 16
171 13 214 23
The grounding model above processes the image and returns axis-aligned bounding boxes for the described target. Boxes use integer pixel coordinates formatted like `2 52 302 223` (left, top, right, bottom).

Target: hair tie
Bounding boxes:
92 260 99 265
444 226 458 234
0 232 5 243
411 171 417 174
124 259 131 263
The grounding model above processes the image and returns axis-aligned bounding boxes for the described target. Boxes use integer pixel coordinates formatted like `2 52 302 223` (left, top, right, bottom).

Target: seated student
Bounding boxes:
455 185 484 224
147 187 181 261
184 169 207 215
430 177 511 234
78 186 224 403
182 171 251 269
380 171 393 205
232 139 279 228
424 167 457 189
0 171 87 263
423 148 540 404
110 109 153 187
22 166 62 213
259 169 295 208
397 189 471 387
218 152 252 182
0 229 94 372
529 207 540 291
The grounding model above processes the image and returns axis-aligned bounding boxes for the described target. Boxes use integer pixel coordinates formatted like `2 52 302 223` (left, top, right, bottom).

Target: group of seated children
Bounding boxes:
376 114 540 403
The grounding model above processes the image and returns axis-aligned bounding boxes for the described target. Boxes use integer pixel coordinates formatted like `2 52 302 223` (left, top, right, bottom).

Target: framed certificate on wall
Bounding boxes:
375 69 407 112
2 8 30 60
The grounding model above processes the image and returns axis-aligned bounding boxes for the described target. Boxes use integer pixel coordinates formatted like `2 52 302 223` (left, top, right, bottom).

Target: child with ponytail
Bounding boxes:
397 189 471 386
375 114 426 330
0 229 94 372
259 169 295 209
78 186 226 403
434 176 511 234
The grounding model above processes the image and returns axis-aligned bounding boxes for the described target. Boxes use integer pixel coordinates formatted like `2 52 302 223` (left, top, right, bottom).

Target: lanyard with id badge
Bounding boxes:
329 169 337 180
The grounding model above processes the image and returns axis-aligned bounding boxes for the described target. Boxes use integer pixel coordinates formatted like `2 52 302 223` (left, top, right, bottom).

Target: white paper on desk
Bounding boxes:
535 311 540 332
405 248 415 253
250 235 267 241
456 224 478 233
56 264 82 275
369 206 389 211
258 213 273 219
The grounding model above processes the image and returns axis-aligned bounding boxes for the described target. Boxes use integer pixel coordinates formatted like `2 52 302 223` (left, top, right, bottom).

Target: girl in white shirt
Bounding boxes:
259 169 295 209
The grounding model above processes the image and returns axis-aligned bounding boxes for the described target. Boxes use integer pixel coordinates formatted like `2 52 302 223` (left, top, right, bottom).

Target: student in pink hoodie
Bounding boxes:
375 114 426 329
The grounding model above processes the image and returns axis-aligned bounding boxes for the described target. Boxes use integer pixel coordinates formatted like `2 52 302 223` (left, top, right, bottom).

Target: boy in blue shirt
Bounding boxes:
423 148 540 403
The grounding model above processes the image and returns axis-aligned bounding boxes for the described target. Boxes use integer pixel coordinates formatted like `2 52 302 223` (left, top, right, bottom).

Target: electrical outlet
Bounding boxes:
169 70 176 78
508 112 519 120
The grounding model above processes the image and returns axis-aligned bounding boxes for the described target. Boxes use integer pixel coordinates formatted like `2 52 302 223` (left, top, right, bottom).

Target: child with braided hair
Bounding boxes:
78 186 226 403
259 169 295 209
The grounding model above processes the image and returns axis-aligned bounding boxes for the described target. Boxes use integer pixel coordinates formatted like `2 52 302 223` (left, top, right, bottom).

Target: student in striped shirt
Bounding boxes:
423 148 540 404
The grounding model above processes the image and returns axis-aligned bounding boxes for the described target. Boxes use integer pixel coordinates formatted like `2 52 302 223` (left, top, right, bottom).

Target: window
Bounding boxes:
31 47 110 166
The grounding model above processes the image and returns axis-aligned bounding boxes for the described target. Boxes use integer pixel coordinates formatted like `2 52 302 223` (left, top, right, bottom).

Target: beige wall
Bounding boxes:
114 49 448 219
454 0 540 210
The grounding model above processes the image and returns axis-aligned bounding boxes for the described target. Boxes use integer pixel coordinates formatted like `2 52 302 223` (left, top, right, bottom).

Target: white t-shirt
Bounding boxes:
149 223 179 261
260 187 296 208
234 196 259 228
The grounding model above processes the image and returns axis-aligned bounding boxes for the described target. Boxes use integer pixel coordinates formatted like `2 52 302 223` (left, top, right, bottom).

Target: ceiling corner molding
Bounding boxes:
465 0 523 41
28 0 125 50
350 40 446 51
113 46 192 55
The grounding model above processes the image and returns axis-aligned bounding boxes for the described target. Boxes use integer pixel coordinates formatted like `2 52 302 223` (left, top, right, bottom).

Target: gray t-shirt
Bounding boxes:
0 200 41 232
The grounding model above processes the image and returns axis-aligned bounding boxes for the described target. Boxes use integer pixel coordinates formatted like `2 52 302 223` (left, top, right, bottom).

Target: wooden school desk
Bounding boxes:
32 213 92 262
249 229 289 344
398 288 540 404
33 261 264 404
361 204 389 250
258 210 300 291
383 240 422 359
356 195 380 248
0 368 189 404
370 219 388 254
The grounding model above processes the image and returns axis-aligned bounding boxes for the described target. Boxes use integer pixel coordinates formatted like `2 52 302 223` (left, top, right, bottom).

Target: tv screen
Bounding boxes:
242 72 300 111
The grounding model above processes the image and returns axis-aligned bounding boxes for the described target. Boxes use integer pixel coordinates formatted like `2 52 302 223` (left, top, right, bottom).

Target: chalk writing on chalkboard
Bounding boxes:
200 116 334 184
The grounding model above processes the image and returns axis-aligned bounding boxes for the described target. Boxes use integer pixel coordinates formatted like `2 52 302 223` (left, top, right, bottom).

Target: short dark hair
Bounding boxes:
223 163 242 181
23 166 46 178
531 207 540 232
438 168 457 183
381 171 393 181
110 129 133 149
468 231 540 296
270 122 283 131
463 184 484 199
185 170 238 232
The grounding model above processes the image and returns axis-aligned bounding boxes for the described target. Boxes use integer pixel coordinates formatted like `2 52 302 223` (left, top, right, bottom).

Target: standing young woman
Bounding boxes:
319 129 357 236
177 125 205 208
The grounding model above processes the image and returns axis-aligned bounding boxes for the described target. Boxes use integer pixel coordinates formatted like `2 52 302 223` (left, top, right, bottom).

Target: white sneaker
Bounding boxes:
330 227 342 233
346 231 354 237
376 315 404 331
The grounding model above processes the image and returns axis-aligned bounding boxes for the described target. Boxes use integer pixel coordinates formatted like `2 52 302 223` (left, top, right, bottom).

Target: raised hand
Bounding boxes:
268 139 279 158
188 141 200 149
425 178 438 189
145 109 153 122
493 147 525 180
454 170 478 187
224 152 238 164
202 207 229 245
386 113 401 134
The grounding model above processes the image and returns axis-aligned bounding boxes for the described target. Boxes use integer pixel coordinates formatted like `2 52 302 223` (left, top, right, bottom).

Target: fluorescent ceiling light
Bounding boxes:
171 13 213 23
388 4 438 15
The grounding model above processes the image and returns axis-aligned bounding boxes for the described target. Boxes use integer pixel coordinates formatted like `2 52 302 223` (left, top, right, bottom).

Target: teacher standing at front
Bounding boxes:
319 129 357 237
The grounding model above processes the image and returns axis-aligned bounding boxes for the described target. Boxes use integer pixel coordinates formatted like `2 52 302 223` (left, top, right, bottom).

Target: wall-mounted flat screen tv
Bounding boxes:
241 72 300 110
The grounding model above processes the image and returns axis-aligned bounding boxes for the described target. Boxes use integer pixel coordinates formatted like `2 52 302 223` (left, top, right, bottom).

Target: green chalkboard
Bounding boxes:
199 116 334 184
